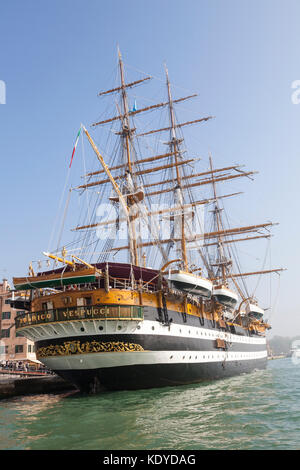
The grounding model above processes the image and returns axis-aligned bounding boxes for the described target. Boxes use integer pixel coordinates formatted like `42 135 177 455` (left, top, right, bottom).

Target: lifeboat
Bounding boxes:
168 271 212 298
13 267 98 290
246 302 264 320
212 285 238 309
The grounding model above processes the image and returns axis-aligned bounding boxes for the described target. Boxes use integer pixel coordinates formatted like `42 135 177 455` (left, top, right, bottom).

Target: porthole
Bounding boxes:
137 325 141 330
117 325 122 330
152 326 155 331
99 326 103 331
80 327 85 332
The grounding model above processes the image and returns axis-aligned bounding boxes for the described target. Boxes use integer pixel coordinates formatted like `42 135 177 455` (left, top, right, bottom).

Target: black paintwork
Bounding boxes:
56 358 267 393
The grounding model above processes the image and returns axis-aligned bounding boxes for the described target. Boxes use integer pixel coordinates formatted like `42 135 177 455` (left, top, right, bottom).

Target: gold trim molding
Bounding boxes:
37 340 144 358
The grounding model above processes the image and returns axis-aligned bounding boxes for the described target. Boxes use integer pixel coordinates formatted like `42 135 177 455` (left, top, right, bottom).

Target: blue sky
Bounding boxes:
0 0 299 336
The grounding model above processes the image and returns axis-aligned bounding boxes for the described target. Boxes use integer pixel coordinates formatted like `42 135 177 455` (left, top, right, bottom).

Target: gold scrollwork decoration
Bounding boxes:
36 340 144 358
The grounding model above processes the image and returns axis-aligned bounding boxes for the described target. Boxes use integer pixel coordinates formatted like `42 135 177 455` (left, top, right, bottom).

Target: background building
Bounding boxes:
0 279 36 363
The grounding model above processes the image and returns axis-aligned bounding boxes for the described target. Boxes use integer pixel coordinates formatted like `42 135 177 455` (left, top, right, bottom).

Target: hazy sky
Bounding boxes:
0 0 299 336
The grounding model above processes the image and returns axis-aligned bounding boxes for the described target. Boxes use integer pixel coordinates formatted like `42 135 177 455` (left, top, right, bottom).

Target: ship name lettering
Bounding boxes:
93 307 106 315
37 313 51 321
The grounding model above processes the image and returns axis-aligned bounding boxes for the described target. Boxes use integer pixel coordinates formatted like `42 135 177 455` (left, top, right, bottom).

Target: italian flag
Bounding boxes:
69 127 81 168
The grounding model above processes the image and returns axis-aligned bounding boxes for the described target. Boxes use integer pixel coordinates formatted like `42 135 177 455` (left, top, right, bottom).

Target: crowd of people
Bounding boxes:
0 360 53 374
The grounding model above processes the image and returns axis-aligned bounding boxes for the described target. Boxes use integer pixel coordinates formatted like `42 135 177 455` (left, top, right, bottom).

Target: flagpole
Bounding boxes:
69 125 82 168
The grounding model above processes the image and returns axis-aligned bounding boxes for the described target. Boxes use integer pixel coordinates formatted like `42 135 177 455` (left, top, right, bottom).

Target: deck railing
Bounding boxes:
15 304 144 329
31 278 159 298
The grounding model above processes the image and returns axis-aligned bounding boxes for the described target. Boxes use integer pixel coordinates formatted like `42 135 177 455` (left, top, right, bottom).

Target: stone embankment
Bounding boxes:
0 375 77 399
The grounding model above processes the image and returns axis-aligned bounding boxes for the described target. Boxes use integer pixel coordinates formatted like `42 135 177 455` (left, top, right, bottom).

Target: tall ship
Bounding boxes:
12 52 284 393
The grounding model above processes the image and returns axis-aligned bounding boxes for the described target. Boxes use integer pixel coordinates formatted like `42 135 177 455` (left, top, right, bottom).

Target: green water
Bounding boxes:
0 358 299 450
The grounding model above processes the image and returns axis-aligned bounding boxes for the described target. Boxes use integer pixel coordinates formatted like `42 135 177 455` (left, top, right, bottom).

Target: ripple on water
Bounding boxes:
0 358 299 450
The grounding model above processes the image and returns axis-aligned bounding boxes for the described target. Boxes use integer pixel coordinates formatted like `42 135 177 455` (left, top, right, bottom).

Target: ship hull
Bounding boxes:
33 323 267 393
15 289 268 393
53 355 267 393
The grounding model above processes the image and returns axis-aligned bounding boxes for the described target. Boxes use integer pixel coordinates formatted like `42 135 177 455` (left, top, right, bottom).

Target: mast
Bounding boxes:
82 54 275 286
208 154 232 285
118 50 139 265
165 64 188 271
118 49 133 174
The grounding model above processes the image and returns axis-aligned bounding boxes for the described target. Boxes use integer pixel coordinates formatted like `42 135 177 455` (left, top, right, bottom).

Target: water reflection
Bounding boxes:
0 391 76 449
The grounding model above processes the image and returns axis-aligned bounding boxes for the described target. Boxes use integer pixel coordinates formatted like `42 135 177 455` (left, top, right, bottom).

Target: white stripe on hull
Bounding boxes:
41 349 268 371
19 320 266 346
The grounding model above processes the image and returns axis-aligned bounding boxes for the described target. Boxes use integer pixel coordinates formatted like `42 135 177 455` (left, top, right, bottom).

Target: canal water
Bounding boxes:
0 358 299 450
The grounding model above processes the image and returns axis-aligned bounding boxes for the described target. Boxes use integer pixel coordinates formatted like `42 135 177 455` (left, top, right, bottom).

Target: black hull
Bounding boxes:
55 358 267 393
